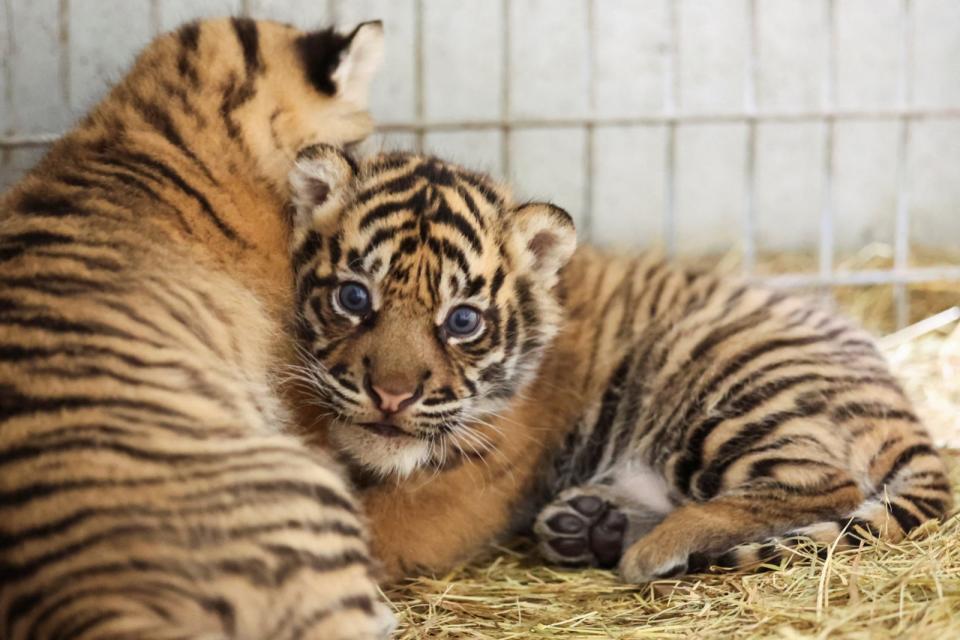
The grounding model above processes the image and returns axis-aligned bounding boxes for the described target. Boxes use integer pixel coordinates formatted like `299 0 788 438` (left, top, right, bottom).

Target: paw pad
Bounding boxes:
547 512 585 534
569 495 604 516
537 493 628 569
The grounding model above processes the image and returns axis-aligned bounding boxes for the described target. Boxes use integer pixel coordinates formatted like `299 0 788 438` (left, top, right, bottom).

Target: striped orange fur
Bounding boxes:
0 18 394 639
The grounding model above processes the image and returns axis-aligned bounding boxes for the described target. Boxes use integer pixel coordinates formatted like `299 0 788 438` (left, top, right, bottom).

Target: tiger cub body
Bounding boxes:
289 148 951 583
0 18 394 639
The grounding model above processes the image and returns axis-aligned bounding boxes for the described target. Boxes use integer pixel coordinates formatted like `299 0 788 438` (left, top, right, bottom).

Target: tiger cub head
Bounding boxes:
112 17 384 189
289 146 576 478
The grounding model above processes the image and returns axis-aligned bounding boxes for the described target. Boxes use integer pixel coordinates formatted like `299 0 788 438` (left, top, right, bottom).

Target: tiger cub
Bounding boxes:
288 146 951 583
0 18 394 639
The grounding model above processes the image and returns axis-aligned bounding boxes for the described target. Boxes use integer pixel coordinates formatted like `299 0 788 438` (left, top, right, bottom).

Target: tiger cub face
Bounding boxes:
289 146 576 477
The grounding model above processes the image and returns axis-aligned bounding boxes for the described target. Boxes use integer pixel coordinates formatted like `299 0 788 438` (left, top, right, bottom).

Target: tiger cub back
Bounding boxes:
0 18 394 638
285 147 950 583
534 249 952 580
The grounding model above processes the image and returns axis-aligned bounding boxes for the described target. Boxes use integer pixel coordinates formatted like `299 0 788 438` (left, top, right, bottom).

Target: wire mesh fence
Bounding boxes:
2 0 959 329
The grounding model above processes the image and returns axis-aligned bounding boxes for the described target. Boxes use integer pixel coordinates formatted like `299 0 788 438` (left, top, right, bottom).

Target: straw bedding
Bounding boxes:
385 246 960 639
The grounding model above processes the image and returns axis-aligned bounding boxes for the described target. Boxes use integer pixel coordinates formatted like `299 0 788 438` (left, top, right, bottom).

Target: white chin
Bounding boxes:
328 423 431 479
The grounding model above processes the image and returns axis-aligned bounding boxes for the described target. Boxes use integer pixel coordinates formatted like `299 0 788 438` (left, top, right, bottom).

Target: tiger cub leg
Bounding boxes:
535 484 666 568
617 470 863 582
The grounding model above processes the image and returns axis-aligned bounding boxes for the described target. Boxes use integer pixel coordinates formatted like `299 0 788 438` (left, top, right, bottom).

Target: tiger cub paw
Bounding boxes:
534 488 628 568
618 540 710 583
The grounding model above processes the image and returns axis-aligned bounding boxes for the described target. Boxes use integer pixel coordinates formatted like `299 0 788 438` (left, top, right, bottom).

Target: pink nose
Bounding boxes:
372 385 417 414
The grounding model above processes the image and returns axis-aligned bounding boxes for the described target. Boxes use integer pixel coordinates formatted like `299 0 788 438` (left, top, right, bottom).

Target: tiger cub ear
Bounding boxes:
289 144 358 232
333 21 384 106
509 203 577 280
299 21 384 107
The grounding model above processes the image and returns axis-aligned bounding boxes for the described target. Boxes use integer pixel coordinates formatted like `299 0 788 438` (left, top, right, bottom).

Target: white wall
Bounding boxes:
2 0 959 256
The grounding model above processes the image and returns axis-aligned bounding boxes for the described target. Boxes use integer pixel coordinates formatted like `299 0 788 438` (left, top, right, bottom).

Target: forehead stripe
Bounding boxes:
354 173 419 209
429 237 471 280
456 171 505 207
359 219 418 259
454 184 487 231
432 202 483 254
358 195 418 232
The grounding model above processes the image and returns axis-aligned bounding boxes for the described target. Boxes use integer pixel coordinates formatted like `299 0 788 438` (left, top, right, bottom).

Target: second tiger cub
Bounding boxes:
288 145 951 583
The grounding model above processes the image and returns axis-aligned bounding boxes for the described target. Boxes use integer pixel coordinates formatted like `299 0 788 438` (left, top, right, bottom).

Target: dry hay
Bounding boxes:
384 245 960 639
386 457 960 639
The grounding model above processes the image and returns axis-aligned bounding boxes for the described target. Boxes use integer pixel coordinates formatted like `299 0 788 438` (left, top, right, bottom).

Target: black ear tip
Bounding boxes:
518 201 576 230
345 19 383 42
546 204 575 228
297 143 336 162
295 143 359 171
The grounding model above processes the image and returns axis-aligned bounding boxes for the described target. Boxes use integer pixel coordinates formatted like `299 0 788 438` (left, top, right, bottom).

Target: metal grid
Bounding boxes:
3 0 960 330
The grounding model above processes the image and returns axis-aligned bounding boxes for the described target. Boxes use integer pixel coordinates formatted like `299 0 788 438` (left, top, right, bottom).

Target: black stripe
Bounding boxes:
0 523 188 585
886 500 921 533
0 230 77 253
84 162 191 235
746 457 830 481
360 219 418 258
6 559 207 635
569 356 632 482
14 193 85 218
113 151 242 242
489 267 506 299
898 494 945 518
23 363 212 400
231 17 262 75
0 436 256 472
1 509 361 556
454 183 488 230
877 443 935 489
0 342 185 373
0 273 119 297
0 312 167 348
130 95 216 185
287 594 376 640
219 71 256 140
293 230 324 271
668 329 848 474
54 611 123 640
750 478 857 499
503 308 519 358
831 401 918 424
28 585 230 640
432 200 483 254
178 480 355 513
265 546 370 584
645 269 672 319
354 173 418 207
727 373 823 414
358 195 418 230
31 249 124 273
514 277 538 327
428 237 471 279
26 422 198 446
689 306 772 362
456 169 504 207
178 21 200 50
693 403 823 498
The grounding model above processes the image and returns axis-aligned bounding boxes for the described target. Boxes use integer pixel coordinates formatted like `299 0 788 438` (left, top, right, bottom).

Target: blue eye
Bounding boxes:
337 282 371 314
445 306 482 337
